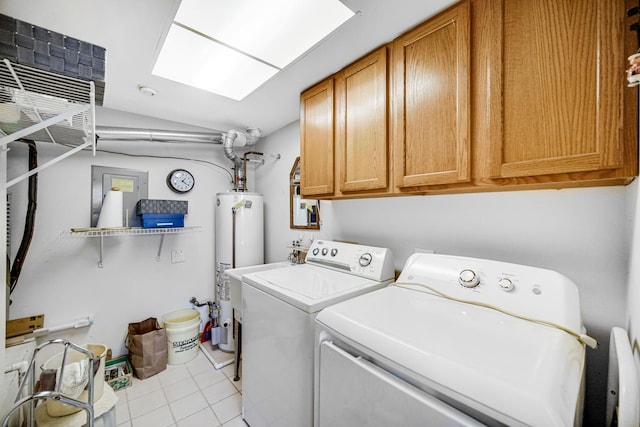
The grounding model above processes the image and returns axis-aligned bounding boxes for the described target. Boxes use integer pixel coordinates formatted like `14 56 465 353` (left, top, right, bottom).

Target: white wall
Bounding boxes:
256 121 632 426
254 121 337 262
5 108 251 359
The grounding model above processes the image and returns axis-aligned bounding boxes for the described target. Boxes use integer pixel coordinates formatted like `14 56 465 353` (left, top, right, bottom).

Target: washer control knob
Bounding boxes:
321 248 329 256
359 253 373 267
312 248 319 256
331 248 338 257
459 269 480 288
497 277 514 292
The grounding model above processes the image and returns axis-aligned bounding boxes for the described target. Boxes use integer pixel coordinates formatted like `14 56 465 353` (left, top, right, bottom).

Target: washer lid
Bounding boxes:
316 285 586 427
243 264 389 312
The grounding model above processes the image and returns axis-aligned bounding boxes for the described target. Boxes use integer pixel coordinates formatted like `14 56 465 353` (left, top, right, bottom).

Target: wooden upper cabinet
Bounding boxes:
300 79 334 197
299 0 636 199
485 0 626 178
392 0 470 190
335 47 388 194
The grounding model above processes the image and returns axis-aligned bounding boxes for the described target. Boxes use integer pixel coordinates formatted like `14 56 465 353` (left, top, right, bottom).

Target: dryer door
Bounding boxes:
317 341 483 427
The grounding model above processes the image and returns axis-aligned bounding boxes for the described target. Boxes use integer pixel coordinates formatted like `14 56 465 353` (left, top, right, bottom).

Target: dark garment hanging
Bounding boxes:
9 139 37 297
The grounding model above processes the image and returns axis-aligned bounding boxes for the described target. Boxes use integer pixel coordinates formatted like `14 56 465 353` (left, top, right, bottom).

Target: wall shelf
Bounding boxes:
60 226 203 267
61 226 202 238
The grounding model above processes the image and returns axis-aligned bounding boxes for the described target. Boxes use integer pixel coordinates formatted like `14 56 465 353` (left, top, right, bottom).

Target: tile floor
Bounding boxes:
114 348 245 427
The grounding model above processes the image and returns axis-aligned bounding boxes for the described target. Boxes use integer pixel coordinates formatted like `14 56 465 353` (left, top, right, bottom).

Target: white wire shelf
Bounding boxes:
60 226 202 238
59 226 203 267
0 59 96 189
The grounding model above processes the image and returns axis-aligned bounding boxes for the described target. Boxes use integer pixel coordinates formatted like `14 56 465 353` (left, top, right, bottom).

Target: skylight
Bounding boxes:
152 0 355 101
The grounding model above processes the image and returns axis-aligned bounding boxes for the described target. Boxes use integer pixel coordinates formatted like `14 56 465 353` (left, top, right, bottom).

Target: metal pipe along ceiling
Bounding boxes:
95 126 225 144
95 126 262 192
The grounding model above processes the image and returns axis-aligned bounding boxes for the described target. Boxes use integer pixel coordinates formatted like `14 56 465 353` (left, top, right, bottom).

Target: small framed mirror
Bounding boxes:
290 157 320 230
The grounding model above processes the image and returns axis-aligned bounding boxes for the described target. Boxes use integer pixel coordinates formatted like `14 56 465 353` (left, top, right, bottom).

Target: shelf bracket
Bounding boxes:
98 235 104 268
156 234 165 262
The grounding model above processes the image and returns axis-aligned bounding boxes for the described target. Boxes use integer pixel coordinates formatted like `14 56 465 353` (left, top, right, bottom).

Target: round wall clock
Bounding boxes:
167 169 195 193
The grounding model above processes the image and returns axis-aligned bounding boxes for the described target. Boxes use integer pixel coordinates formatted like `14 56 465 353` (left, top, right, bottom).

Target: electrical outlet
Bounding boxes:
171 250 185 263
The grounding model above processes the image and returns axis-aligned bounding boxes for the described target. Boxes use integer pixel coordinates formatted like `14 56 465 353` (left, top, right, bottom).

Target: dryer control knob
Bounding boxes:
312 248 319 256
459 269 480 288
359 253 373 267
497 277 514 291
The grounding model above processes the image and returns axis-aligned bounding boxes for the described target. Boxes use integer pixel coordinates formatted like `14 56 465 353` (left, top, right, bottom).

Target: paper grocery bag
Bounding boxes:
125 317 167 379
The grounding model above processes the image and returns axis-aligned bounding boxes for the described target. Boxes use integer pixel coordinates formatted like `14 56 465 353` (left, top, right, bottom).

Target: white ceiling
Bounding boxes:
1 0 457 136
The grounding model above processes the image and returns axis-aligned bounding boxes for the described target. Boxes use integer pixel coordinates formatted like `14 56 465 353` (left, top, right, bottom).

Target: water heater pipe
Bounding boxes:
223 128 261 191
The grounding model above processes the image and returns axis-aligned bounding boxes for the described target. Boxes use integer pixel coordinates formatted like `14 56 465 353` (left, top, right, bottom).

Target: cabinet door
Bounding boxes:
336 47 388 193
487 0 625 178
392 1 470 189
300 79 335 197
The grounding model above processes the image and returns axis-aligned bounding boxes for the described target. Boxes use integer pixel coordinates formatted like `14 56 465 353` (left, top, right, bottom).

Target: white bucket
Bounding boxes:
42 343 107 417
162 309 201 364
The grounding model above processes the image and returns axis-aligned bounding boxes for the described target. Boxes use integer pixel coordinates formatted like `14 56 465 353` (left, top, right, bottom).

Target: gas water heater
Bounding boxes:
215 192 264 352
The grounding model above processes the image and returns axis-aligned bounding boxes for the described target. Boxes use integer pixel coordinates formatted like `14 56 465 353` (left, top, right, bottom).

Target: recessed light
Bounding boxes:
137 85 158 96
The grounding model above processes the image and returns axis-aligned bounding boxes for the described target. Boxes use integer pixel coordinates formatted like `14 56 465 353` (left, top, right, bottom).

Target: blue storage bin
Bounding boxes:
141 214 184 228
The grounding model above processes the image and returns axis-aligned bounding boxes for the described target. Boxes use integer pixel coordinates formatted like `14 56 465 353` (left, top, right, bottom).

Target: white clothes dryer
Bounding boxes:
606 327 640 427
315 253 594 427
241 240 394 427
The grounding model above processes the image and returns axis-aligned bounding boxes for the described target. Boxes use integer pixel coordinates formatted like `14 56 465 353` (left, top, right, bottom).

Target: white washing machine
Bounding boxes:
241 240 394 427
315 253 595 427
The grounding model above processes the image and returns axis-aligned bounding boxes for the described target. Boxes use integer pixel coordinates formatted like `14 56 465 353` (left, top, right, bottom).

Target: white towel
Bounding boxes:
56 360 89 398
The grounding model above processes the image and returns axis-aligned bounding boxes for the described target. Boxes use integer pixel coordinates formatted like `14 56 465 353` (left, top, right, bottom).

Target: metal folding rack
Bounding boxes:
1 339 96 427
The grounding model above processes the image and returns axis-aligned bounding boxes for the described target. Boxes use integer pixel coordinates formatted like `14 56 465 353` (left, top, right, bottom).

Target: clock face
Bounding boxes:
167 169 195 193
